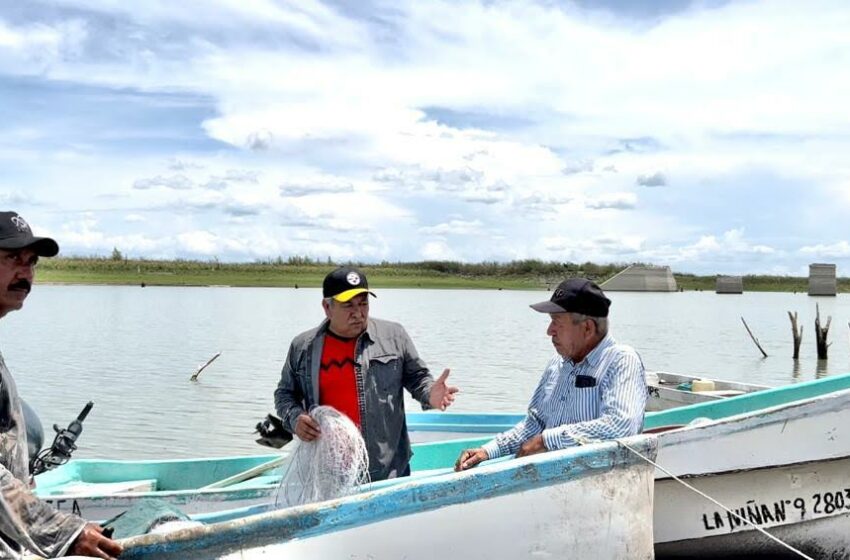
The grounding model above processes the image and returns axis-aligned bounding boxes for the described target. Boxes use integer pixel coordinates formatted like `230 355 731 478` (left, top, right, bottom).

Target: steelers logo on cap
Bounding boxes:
346 272 361 286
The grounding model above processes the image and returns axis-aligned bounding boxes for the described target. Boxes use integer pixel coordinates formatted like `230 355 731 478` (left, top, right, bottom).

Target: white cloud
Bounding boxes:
800 241 850 258
177 230 223 256
585 192 638 210
420 240 459 261
4 1 850 273
671 229 777 263
0 19 87 75
167 158 205 172
541 235 645 259
0 191 27 205
419 219 483 236
279 181 354 197
636 172 667 187
57 214 164 256
133 174 194 190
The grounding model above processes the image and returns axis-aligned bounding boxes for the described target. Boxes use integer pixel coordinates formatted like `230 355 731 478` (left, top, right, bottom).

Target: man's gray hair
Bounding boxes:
570 312 609 337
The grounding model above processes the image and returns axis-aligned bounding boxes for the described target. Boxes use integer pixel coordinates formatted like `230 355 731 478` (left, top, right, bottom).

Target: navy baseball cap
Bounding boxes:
530 278 610 317
0 212 59 257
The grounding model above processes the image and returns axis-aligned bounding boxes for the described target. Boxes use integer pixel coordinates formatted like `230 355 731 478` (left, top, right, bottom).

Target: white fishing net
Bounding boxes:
274 406 369 508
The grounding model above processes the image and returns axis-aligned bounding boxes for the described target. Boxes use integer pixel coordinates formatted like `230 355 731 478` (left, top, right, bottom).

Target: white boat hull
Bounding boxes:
655 456 850 558
222 465 654 559
116 438 658 559
655 386 850 476
651 386 850 556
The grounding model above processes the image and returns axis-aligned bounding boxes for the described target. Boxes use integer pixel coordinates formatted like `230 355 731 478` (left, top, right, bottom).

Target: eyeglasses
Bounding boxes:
0 250 39 269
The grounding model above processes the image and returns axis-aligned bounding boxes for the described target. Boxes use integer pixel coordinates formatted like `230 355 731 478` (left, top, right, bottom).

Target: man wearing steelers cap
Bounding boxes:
274 266 458 481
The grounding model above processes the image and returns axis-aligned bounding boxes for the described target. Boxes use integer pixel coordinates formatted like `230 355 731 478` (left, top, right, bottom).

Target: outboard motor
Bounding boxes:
254 413 293 449
30 401 93 476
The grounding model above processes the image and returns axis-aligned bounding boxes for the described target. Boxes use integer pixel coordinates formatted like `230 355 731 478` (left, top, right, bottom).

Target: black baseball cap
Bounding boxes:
530 278 610 317
0 211 59 257
322 266 376 302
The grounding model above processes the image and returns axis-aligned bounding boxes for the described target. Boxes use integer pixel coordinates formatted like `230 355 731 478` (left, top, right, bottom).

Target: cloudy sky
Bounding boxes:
1 0 849 274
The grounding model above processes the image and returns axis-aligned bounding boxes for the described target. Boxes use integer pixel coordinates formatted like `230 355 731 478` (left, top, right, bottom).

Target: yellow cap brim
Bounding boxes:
333 288 376 302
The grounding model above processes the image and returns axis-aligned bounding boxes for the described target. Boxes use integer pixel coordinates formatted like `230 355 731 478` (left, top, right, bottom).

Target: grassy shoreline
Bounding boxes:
36 257 850 293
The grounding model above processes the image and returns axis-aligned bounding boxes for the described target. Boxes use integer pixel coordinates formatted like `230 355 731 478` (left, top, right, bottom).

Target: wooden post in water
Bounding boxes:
741 317 768 358
788 311 802 360
815 304 831 360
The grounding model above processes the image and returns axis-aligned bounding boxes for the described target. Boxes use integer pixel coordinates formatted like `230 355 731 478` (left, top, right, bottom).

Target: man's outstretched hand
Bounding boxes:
69 523 123 559
428 368 459 411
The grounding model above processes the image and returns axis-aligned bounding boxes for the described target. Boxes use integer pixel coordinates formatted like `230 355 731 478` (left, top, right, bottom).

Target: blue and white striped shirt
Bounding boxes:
482 334 647 459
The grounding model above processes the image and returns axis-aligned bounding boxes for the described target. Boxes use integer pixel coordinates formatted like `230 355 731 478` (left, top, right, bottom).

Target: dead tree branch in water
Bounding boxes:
191 351 222 381
815 304 831 360
788 311 802 360
741 317 768 358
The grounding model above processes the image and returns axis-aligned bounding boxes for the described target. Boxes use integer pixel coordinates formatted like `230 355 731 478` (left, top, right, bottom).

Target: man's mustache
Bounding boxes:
8 279 31 293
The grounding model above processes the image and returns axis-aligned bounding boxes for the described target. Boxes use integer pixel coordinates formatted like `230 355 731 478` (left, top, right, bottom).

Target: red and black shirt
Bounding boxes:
318 331 362 428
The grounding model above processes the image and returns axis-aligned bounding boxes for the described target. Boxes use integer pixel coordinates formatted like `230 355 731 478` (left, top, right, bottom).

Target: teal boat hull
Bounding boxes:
33 372 850 523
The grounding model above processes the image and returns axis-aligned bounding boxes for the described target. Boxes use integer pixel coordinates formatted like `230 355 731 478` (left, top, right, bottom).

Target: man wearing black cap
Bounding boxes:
274 266 458 481
455 278 646 471
0 211 123 559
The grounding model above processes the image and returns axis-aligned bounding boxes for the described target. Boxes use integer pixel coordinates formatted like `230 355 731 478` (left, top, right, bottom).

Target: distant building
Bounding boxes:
808 263 837 296
716 276 744 294
601 265 677 292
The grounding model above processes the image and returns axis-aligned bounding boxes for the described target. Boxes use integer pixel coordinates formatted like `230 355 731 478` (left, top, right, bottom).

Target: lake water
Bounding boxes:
1 285 849 460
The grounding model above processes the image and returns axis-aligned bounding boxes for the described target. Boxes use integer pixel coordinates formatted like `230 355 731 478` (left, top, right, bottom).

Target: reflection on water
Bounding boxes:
791 360 802 381
0 286 849 459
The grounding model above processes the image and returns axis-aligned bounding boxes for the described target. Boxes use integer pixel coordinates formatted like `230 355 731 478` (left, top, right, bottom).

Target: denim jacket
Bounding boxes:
274 318 435 481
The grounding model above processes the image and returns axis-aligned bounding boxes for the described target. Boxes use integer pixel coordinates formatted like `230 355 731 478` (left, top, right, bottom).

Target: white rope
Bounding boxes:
614 438 815 560
274 406 369 508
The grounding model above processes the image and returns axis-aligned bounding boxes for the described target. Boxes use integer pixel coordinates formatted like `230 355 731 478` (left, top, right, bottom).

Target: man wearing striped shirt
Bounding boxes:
455 278 647 471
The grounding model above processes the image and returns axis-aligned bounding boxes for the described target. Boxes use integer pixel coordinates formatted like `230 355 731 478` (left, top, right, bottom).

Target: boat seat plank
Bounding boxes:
223 475 282 490
48 479 158 496
694 390 745 397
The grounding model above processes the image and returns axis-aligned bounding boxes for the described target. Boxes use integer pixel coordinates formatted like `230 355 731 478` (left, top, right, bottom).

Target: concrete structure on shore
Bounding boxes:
601 265 677 292
716 276 744 294
808 263 837 296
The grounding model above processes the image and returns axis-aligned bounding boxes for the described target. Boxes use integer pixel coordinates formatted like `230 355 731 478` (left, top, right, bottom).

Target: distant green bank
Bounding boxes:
36 257 849 293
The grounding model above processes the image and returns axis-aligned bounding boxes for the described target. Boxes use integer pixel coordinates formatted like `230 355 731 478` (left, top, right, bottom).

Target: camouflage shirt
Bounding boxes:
0 351 86 558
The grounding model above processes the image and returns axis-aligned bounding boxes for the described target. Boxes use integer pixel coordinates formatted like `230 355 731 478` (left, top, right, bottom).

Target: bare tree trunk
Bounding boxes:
815 304 831 360
741 317 768 358
788 311 802 360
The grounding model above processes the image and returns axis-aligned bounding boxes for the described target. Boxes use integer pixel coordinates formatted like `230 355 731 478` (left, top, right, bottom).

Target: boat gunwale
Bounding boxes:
117 436 658 558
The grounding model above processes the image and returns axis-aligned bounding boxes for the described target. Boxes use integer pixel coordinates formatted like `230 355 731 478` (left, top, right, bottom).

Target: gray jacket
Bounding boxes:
274 318 435 481
0 352 85 558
